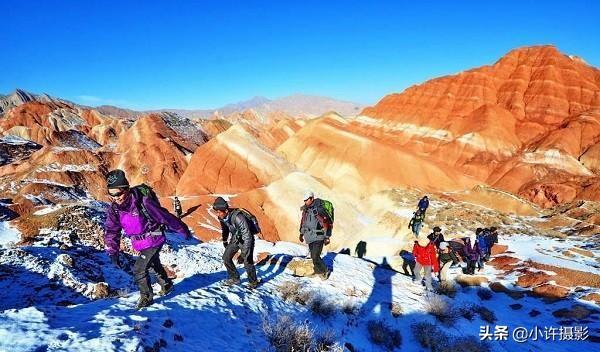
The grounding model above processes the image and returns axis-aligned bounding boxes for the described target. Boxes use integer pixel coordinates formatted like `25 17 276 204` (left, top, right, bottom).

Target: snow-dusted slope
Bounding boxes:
0 219 598 351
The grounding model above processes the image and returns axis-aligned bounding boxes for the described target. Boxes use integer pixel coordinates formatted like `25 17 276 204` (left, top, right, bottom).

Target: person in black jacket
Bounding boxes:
213 197 259 288
427 226 445 249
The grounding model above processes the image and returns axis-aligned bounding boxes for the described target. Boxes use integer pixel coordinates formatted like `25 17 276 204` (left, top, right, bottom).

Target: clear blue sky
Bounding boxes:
1 1 599 110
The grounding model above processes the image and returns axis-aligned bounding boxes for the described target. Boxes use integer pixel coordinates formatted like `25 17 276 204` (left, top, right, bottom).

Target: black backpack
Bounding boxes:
232 208 261 235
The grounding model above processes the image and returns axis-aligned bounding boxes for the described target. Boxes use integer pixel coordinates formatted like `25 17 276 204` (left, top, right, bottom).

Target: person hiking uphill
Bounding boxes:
173 196 183 219
461 232 480 275
417 195 429 215
103 169 192 310
412 236 439 291
427 226 445 248
408 209 425 237
213 197 260 289
299 191 333 280
438 242 459 283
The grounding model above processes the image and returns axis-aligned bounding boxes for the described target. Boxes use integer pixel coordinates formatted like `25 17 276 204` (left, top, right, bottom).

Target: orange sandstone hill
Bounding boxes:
359 45 600 207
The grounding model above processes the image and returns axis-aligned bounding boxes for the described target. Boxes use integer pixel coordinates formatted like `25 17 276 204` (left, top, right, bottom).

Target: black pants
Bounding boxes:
133 245 171 297
223 241 258 283
402 260 415 277
309 240 328 274
465 259 477 275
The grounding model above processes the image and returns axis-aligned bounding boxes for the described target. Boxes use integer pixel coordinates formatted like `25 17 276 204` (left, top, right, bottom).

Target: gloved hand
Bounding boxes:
324 237 331 245
223 241 228 248
110 254 120 268
298 234 304 243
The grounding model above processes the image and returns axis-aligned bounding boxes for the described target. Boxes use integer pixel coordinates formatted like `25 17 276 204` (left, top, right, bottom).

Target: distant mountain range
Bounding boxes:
0 90 364 119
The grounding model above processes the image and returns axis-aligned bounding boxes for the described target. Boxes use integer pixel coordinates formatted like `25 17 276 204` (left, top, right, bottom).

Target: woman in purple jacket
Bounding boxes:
104 169 192 309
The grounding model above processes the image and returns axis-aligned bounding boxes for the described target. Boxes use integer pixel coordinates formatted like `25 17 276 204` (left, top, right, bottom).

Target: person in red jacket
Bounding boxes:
412 236 439 291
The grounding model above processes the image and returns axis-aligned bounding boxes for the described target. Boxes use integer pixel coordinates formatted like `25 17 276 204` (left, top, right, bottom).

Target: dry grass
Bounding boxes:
310 298 337 318
412 322 490 352
262 315 342 352
425 295 458 326
367 320 402 351
436 281 457 298
390 302 403 318
570 247 595 258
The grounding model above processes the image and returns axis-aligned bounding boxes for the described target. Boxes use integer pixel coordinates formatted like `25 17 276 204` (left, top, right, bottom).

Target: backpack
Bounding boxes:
233 208 262 235
320 199 335 223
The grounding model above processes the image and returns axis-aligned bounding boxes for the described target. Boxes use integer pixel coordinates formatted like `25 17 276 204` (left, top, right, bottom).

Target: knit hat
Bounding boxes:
439 242 449 250
212 197 229 211
106 169 129 189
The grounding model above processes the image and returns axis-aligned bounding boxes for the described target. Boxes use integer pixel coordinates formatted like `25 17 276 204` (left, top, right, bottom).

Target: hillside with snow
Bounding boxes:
0 202 598 351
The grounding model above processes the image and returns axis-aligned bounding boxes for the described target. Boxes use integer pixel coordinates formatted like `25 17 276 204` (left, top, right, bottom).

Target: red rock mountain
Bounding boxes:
360 45 600 207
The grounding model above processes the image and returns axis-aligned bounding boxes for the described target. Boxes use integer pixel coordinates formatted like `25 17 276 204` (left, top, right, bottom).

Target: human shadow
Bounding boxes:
355 241 367 258
181 204 202 219
361 257 398 318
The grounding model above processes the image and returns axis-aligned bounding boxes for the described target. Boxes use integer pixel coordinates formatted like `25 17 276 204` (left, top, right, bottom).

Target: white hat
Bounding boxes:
439 242 449 250
303 190 314 201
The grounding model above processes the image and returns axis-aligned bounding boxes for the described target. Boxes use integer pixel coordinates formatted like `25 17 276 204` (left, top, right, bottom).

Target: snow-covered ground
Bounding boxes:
0 225 598 351
0 221 20 247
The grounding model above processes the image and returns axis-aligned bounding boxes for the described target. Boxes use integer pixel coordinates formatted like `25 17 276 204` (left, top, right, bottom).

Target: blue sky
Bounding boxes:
1 1 599 110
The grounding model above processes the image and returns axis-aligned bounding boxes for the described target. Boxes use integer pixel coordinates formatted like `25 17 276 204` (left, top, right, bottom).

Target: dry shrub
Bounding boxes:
436 281 457 298
412 322 490 352
425 295 458 326
367 320 402 351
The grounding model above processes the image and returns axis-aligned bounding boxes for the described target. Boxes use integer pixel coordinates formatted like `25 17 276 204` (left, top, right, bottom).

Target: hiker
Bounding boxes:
461 233 480 275
299 191 333 280
399 249 416 277
481 228 494 259
173 196 183 219
487 226 499 254
355 240 367 258
427 226 445 249
104 169 192 310
438 242 459 283
408 209 425 237
475 228 489 269
213 197 260 288
412 236 439 291
417 195 429 215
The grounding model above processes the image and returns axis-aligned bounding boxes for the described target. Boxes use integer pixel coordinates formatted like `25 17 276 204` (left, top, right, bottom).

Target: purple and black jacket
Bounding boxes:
104 189 191 256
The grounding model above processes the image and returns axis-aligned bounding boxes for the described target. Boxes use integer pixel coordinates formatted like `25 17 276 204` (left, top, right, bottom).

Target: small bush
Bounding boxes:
472 305 496 324
310 298 337 318
412 322 490 352
367 320 402 351
277 281 302 302
277 281 313 306
263 315 313 352
458 306 476 321
436 282 457 298
341 300 358 315
315 330 344 352
477 288 492 301
425 295 458 326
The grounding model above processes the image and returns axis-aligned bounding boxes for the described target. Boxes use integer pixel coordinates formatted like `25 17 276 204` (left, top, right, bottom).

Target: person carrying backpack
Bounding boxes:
427 226 445 248
104 169 192 310
438 242 459 283
412 236 439 291
408 209 425 237
417 196 429 215
173 196 183 219
299 191 333 280
213 197 260 289
475 228 489 269
461 233 480 275
399 249 416 277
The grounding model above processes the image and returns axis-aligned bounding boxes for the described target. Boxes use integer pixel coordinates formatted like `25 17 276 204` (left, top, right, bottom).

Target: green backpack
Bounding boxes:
320 199 335 223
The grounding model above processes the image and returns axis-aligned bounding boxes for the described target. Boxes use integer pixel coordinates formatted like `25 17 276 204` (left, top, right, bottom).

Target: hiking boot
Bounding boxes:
318 271 331 281
247 280 260 289
158 282 174 296
223 278 241 286
136 295 154 310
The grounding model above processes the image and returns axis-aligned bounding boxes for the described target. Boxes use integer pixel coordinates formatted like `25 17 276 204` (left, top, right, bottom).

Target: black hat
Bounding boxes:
433 226 441 232
212 197 229 211
106 169 129 189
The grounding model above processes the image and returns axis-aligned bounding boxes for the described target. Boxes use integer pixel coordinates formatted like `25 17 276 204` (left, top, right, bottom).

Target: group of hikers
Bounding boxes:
402 196 500 290
103 169 335 309
103 169 499 308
